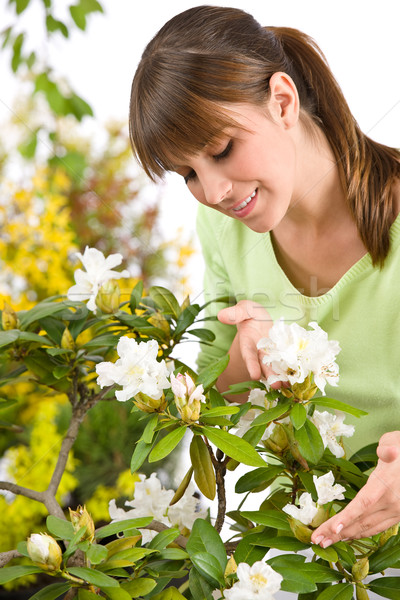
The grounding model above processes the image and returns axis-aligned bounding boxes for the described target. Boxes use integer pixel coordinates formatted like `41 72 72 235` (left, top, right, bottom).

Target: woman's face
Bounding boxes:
174 102 298 234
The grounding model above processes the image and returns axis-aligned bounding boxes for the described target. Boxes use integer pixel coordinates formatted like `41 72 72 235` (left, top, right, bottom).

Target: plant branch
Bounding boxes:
214 461 226 534
0 549 22 567
0 481 44 503
47 395 100 496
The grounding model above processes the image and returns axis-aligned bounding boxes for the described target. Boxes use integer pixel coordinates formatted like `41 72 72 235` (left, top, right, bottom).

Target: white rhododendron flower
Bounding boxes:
67 246 129 312
96 337 170 402
311 410 355 458
109 474 205 544
313 471 346 505
224 561 283 600
257 320 340 395
282 492 319 526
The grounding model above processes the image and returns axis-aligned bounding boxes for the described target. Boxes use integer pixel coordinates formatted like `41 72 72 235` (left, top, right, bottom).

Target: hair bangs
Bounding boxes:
130 52 268 181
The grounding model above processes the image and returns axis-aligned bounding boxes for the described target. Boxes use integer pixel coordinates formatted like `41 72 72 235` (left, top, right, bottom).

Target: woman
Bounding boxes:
129 5 400 549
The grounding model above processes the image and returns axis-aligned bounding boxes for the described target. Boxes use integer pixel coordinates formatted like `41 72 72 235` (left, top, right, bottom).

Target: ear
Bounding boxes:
267 72 299 128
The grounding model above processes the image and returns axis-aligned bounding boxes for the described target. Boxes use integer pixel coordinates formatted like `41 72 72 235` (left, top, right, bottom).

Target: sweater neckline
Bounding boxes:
263 211 400 305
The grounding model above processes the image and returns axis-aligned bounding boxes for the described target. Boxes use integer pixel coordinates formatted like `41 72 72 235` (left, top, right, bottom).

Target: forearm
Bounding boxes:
216 332 251 403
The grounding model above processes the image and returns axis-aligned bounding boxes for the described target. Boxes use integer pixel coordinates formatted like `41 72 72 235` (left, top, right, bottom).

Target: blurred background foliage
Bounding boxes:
0 0 195 576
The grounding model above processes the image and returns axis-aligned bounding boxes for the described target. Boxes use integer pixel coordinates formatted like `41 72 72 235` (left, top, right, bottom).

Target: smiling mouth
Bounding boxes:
233 190 257 211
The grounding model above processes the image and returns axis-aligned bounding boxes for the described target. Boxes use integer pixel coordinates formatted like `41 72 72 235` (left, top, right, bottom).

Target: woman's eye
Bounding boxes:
213 140 233 161
184 170 196 184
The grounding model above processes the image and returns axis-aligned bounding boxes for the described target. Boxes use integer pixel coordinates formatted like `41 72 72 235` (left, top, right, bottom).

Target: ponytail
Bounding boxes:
269 26 400 266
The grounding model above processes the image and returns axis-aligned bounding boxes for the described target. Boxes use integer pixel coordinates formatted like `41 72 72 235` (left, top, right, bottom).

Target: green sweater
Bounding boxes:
196 204 400 455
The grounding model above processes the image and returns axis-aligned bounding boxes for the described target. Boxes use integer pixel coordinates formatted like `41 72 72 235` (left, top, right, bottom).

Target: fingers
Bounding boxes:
218 300 272 325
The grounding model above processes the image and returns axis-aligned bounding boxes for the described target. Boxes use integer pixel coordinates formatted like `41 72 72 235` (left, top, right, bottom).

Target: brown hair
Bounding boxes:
130 5 400 265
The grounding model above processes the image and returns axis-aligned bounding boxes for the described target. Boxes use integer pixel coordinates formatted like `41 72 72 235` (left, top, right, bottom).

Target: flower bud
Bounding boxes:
2 302 19 330
95 280 120 314
224 554 237 577
292 374 318 401
356 583 370 600
171 373 205 424
310 505 330 528
287 517 313 543
134 391 167 413
69 505 95 543
61 327 75 350
352 557 369 582
379 523 399 546
27 533 62 571
264 424 289 454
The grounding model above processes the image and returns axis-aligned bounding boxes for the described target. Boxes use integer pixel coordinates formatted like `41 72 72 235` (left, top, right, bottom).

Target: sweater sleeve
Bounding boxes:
195 205 237 372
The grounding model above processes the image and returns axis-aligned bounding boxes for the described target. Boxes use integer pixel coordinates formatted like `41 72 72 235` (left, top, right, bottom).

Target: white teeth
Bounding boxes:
233 190 256 211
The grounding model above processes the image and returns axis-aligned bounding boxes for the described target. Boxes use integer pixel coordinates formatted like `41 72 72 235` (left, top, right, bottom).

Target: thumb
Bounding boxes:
218 303 251 325
377 444 400 463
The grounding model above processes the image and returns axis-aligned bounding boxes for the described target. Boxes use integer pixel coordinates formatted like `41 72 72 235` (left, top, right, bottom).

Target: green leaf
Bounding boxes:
190 435 216 500
0 565 41 584
310 397 368 418
142 413 159 444
173 304 200 337
0 329 20 348
46 15 69 37
291 402 307 429
121 578 157 596
19 299 66 327
235 466 284 494
53 365 71 379
86 543 108 564
369 541 400 572
0 398 18 410
68 93 93 120
311 544 338 563
276 567 317 594
68 567 118 588
201 406 240 417
129 280 144 313
188 328 215 342
78 592 100 600
96 517 152 540
240 510 291 531
196 355 230 392
149 286 180 318
15 0 30 14
188 568 214 600
148 528 180 550
152 588 187 600
368 577 400 599
251 400 291 427
28 582 71 599
170 466 193 505
148 426 187 462
301 562 343 583
254 535 309 552
186 518 227 572
11 32 24 71
294 419 324 464
18 130 38 158
103 586 132 600
202 426 266 467
224 379 267 396
131 438 154 473
191 552 224 587
316 583 354 600
46 515 74 540
234 533 268 565
69 4 86 29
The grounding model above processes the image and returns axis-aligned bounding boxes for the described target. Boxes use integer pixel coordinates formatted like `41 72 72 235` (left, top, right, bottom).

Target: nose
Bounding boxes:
202 171 232 206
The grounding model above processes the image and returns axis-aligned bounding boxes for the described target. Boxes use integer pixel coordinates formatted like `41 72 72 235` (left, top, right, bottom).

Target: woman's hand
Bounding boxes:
311 431 400 547
218 300 275 381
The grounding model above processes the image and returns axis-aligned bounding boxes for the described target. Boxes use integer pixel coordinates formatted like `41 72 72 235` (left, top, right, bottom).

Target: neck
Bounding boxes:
284 124 349 233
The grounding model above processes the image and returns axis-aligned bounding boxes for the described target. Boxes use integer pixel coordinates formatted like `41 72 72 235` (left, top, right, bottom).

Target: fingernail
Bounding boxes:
314 535 324 545
321 538 332 548
335 523 344 535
